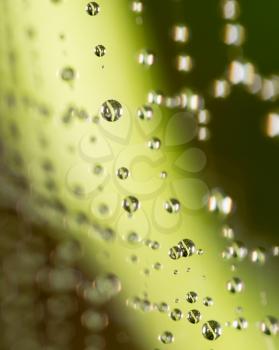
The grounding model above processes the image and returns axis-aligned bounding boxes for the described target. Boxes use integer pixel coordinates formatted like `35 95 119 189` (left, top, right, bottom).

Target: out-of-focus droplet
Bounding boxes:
176 55 193 72
137 105 153 120
203 297 213 307
131 1 143 13
259 316 279 336
202 320 222 340
86 2 100 16
172 24 189 43
122 196 140 213
213 79 231 98
222 0 239 19
232 317 248 330
138 50 155 66
178 239 196 257
94 44 106 57
170 308 182 321
148 137 161 150
164 198 180 213
100 99 123 122
226 277 244 294
60 67 76 82
250 247 266 265
159 331 174 344
158 302 169 313
224 24 245 46
186 291 198 303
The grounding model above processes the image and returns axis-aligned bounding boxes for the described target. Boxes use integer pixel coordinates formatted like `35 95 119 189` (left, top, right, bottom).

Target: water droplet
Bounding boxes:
259 316 279 336
203 297 213 307
168 246 182 260
232 317 248 330
94 44 106 57
100 100 123 122
137 105 153 120
227 240 248 260
117 167 130 180
138 50 155 66
271 246 279 257
176 55 193 72
170 308 182 321
160 171 168 179
122 196 140 213
164 199 180 213
153 262 162 270
186 291 198 303
222 225 235 240
94 274 122 298
60 67 76 82
86 2 100 16
250 247 266 265
187 309 202 324
158 302 169 313
226 277 244 294
172 24 189 43
159 331 174 344
202 320 222 340
178 239 196 257
131 1 143 13
197 248 204 255
148 137 161 150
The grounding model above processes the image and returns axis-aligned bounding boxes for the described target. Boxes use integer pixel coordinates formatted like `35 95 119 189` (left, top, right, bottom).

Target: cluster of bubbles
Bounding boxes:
0 209 123 350
169 239 197 260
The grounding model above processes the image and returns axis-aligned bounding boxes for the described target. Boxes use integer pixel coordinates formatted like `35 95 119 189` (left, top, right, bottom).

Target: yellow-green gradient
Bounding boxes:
0 1 278 350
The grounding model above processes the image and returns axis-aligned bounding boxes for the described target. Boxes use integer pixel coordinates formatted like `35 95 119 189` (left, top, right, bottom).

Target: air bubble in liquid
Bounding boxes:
226 277 244 294
178 239 196 257
164 199 180 213
202 320 222 340
117 167 130 180
186 291 198 303
86 2 100 16
122 196 140 213
100 100 123 122
170 308 182 321
187 309 202 324
159 331 174 344
94 45 106 57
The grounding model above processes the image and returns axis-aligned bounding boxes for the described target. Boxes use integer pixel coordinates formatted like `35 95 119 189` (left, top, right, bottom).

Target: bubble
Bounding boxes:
203 297 213 307
126 231 141 246
138 50 155 66
227 240 248 260
187 309 202 324
222 0 239 20
168 246 182 260
164 199 180 213
186 291 198 303
122 196 140 213
259 316 279 336
100 100 123 122
60 67 76 82
232 317 248 330
94 44 106 57
94 273 122 298
159 331 174 344
160 171 168 179
153 262 162 270
170 308 182 321
140 299 153 312
137 105 153 120
226 277 244 294
222 225 235 240
250 247 266 265
117 167 130 180
172 24 189 43
202 320 222 340
224 24 245 46
86 2 100 16
81 310 108 331
158 302 169 313
178 239 196 257
176 55 193 72
148 137 161 150
197 248 204 255
272 246 279 256
131 1 143 13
